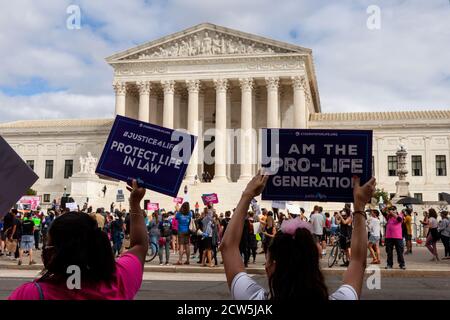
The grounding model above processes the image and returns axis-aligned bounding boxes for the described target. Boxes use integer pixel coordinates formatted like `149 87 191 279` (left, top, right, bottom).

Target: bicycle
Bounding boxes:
145 241 159 263
328 233 349 268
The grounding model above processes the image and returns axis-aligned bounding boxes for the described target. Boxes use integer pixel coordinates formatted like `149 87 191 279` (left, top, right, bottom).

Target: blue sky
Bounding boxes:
0 0 449 122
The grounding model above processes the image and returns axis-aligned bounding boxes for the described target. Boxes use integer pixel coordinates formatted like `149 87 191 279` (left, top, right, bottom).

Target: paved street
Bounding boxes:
0 270 449 300
1 242 449 300
2 242 449 271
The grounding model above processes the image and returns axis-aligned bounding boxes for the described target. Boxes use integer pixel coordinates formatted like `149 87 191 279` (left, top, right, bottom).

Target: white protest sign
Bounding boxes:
66 202 78 211
0 136 39 217
286 203 300 215
271 201 286 209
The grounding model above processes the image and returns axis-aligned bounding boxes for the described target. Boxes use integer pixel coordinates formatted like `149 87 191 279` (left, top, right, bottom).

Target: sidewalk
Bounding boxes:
1 243 449 277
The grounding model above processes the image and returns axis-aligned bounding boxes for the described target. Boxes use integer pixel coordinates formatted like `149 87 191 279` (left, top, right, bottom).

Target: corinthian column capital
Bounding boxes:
265 77 279 91
291 75 307 90
213 78 229 92
161 80 175 94
136 81 151 95
239 77 253 92
113 81 127 95
186 79 201 93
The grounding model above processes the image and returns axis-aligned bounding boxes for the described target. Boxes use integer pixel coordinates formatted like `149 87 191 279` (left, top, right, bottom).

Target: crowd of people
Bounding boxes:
1 174 449 300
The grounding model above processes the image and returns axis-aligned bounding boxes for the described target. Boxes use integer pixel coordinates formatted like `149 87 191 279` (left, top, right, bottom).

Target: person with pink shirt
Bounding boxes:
8 179 148 300
381 206 406 270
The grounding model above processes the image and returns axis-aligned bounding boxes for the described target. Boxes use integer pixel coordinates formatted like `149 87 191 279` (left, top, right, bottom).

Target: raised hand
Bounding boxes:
353 176 376 209
127 179 146 210
243 171 269 198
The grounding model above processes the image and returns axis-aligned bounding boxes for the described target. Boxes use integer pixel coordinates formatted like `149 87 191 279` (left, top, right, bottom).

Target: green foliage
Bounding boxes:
25 188 37 196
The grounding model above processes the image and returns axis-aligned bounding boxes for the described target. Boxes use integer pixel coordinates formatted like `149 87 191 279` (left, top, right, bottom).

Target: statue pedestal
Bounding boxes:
70 173 120 210
392 180 410 204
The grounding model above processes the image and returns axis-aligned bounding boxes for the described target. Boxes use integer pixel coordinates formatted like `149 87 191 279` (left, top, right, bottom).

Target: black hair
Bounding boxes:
325 212 330 218
40 212 116 284
267 228 328 300
225 211 231 218
428 208 438 219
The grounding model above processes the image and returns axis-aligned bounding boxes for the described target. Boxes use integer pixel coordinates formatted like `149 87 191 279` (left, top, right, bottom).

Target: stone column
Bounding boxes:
161 80 175 129
292 75 307 129
375 137 382 179
185 80 201 182
239 77 253 180
265 77 279 128
213 78 229 182
149 94 158 124
424 136 432 184
198 92 205 177
113 81 127 116
137 81 151 122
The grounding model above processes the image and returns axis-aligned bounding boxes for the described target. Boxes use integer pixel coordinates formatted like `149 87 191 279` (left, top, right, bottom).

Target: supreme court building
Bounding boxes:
1 23 449 212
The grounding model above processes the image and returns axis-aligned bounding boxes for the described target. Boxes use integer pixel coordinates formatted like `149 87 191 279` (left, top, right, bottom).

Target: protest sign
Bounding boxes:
173 197 184 204
96 115 197 198
286 203 300 215
261 129 372 203
17 196 41 211
0 136 39 217
66 202 78 211
147 203 159 211
202 193 219 205
116 189 125 202
271 201 286 210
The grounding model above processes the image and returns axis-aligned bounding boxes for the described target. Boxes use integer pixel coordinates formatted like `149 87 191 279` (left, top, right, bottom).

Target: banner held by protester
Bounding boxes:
261 129 372 203
96 115 197 198
0 136 39 217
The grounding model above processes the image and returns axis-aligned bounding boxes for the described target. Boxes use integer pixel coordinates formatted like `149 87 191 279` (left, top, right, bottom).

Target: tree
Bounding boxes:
25 188 37 196
373 188 389 204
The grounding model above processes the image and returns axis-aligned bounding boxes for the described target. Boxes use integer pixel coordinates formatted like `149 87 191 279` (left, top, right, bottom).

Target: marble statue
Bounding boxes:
133 31 283 59
79 152 98 174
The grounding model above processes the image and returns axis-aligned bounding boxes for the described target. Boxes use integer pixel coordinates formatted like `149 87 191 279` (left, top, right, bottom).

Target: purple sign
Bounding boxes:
96 115 197 198
261 129 372 203
0 136 39 217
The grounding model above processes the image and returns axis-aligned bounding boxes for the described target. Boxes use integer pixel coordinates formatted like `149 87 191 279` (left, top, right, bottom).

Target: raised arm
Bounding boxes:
342 176 376 299
220 172 268 288
126 179 149 267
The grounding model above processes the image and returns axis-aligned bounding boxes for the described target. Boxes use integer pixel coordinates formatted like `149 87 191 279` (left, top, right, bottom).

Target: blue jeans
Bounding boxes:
159 236 171 264
112 232 124 255
150 235 159 255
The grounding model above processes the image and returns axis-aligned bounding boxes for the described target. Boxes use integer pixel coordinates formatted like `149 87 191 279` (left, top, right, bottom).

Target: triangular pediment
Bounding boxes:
106 23 311 62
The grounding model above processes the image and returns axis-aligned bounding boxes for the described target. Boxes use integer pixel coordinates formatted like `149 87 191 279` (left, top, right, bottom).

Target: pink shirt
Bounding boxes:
8 253 142 300
385 214 403 239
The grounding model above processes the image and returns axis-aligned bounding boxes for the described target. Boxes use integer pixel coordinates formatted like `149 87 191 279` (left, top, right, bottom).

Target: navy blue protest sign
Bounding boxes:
96 115 197 198
261 129 372 203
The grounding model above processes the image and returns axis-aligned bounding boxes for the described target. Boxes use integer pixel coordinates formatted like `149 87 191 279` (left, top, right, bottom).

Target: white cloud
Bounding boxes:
0 92 114 122
0 0 448 123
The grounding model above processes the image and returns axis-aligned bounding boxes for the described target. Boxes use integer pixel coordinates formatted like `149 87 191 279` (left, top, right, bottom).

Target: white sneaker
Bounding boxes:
159 263 164 266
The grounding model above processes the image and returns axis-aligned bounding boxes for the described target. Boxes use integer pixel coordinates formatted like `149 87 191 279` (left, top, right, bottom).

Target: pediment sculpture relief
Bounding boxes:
123 31 292 60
